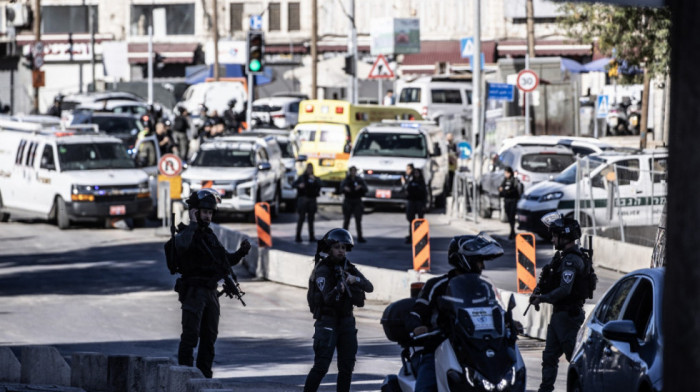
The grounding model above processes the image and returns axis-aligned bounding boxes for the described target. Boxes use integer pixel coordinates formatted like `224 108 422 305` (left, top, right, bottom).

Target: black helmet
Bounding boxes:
319 228 354 253
186 188 221 211
448 232 504 273
541 212 581 241
228 99 237 108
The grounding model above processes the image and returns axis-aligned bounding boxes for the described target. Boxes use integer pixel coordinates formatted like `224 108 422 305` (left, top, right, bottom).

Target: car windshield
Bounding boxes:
521 153 576 173
553 156 604 184
399 88 421 103
192 148 255 167
277 140 295 158
57 143 135 170
353 132 427 158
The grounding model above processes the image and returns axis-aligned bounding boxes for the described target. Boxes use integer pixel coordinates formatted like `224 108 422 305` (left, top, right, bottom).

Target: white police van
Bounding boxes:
516 148 668 239
180 134 285 218
0 118 152 229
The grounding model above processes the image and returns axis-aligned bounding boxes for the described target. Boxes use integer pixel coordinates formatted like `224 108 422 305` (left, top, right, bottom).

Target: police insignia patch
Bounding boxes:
562 270 574 284
316 277 326 291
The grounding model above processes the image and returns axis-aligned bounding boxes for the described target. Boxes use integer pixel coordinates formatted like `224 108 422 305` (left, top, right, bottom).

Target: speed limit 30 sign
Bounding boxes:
516 69 539 93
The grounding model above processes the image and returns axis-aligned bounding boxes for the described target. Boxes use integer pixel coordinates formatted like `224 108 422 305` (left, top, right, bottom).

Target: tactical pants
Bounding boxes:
304 316 358 392
406 200 426 238
538 309 585 392
296 196 317 240
413 352 437 392
342 199 364 239
172 132 189 160
178 286 220 378
504 198 518 236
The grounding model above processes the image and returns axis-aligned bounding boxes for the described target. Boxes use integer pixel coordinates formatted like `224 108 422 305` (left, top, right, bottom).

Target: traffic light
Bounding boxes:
342 54 355 76
607 59 619 78
247 31 265 74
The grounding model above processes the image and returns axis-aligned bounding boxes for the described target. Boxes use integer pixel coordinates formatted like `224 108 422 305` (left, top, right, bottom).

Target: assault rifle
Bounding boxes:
200 239 247 306
334 260 352 301
523 263 554 316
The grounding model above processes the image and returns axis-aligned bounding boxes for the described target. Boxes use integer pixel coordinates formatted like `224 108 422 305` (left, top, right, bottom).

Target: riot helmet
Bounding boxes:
541 212 581 242
227 99 237 108
447 232 504 274
319 228 354 253
186 188 221 211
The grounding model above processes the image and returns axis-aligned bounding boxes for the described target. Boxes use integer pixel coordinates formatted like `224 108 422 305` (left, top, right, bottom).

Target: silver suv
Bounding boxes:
479 145 575 219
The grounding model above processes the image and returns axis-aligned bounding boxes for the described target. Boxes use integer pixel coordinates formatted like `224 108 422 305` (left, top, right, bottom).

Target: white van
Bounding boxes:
348 121 449 208
395 76 472 135
0 119 152 229
176 81 247 124
180 134 286 217
517 149 668 239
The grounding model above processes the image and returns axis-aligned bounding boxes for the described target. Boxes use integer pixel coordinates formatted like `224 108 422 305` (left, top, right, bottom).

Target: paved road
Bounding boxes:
0 219 575 391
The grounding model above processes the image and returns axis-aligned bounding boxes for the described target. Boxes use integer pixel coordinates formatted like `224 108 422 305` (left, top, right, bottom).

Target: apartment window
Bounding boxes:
130 4 195 36
288 2 300 31
268 3 280 31
42 5 97 34
230 3 244 32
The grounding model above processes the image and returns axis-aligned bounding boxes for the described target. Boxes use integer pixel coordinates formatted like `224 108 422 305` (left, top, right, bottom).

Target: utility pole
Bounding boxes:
147 25 153 104
212 0 220 80
526 0 535 58
32 0 41 114
639 65 651 149
311 0 317 99
347 0 357 104
89 3 95 92
471 0 481 224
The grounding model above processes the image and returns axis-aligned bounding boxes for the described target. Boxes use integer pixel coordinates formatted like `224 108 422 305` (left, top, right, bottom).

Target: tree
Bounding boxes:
557 4 671 81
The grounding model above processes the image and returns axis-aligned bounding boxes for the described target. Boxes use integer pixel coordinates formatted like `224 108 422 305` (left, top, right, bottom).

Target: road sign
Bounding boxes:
460 37 474 58
158 153 183 177
488 83 515 101
368 54 394 79
412 218 430 271
31 70 45 88
457 141 472 159
516 69 539 92
250 15 263 30
596 94 610 118
255 202 272 247
516 233 537 294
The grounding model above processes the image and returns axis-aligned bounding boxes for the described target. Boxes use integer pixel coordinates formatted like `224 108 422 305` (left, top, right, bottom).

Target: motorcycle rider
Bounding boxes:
173 189 251 378
528 213 586 392
405 233 504 392
304 228 374 392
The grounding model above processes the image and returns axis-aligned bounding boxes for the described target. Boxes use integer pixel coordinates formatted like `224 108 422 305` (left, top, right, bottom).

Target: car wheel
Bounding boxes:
567 375 583 392
133 217 147 228
55 196 70 230
479 192 492 219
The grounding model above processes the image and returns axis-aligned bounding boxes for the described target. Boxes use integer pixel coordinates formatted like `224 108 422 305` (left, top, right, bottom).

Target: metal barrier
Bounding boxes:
449 171 478 222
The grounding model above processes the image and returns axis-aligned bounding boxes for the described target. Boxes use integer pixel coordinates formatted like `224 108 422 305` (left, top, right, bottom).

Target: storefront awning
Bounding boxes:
128 42 200 64
497 40 592 57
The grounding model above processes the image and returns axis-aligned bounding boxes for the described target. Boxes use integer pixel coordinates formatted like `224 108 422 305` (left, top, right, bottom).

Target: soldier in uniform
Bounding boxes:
340 166 368 243
498 166 522 240
304 228 374 392
402 164 428 243
528 212 586 392
294 163 322 243
173 189 251 378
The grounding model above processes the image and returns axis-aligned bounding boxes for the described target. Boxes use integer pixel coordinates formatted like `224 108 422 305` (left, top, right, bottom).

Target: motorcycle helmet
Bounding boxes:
319 228 354 253
541 212 581 242
186 188 221 211
448 232 504 274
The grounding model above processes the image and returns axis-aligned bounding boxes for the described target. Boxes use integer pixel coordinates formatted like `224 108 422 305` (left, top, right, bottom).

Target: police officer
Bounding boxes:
402 164 428 243
498 166 522 240
172 106 191 160
294 163 321 243
304 228 374 392
405 233 504 392
340 166 368 243
47 94 63 117
528 213 586 392
174 189 251 378
223 99 240 133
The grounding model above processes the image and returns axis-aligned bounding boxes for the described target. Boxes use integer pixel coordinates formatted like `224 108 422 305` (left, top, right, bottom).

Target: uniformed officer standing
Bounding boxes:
294 163 321 243
528 213 586 392
498 166 522 240
340 166 368 243
402 164 428 243
304 228 374 392
174 189 251 378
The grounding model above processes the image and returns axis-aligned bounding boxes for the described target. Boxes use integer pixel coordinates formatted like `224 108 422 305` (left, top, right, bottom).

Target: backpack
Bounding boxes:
578 248 598 300
164 223 186 275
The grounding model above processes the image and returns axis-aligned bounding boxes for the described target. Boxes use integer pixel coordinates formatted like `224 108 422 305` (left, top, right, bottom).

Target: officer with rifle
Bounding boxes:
172 189 251 378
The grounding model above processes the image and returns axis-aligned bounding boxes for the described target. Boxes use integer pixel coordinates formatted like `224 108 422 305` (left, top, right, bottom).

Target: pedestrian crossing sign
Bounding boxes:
596 95 610 118
460 37 474 58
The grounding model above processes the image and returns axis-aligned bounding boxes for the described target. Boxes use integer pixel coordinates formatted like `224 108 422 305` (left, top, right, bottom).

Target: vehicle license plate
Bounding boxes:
376 189 392 199
110 205 126 216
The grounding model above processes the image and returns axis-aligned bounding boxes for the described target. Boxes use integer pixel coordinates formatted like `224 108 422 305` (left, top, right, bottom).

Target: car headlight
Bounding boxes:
71 184 96 202
540 191 563 201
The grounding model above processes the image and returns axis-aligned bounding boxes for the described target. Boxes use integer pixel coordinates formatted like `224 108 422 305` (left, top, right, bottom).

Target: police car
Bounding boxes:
180 135 285 218
0 118 152 229
516 148 667 239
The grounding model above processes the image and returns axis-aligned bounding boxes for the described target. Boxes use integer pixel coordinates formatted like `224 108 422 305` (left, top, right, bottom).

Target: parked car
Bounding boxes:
348 120 449 208
498 135 620 157
59 92 144 111
479 145 575 219
69 112 145 150
568 267 663 392
517 148 668 239
180 134 285 218
251 96 303 129
246 128 307 211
